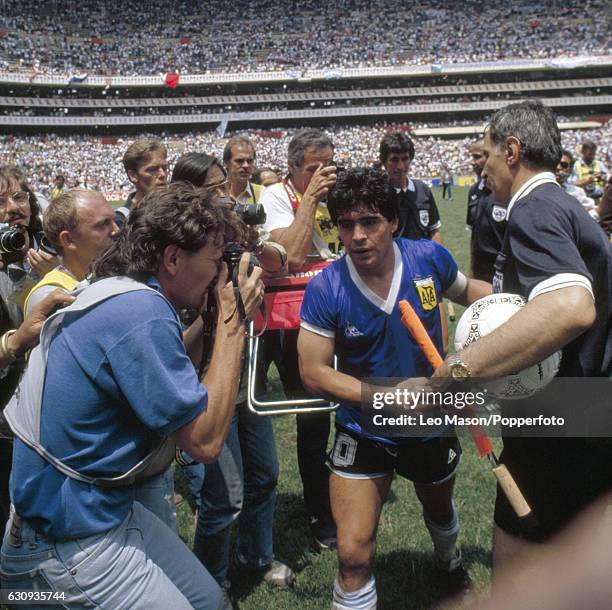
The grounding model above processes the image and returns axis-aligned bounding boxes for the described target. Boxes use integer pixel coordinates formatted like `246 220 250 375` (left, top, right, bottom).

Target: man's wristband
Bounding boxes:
0 330 22 364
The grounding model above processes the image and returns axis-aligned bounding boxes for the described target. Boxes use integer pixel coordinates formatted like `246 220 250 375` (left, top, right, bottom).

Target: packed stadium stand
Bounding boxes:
1 0 609 74
0 0 609 198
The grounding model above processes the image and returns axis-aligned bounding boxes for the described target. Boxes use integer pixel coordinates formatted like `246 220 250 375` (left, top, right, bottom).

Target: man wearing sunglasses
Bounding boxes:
556 149 599 219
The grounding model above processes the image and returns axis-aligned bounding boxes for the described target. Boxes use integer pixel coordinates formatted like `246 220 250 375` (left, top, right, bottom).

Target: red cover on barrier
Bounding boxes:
254 260 332 331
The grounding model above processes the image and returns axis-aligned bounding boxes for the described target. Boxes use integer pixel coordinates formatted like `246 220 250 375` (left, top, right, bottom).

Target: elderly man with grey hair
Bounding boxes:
432 100 612 578
259 128 339 549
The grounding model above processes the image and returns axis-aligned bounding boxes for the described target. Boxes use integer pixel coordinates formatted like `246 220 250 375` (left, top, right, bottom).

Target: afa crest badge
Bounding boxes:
414 276 438 311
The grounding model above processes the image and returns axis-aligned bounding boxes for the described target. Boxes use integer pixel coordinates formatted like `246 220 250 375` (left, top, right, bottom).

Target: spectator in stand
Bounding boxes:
571 140 610 202
2 122 610 203
117 138 168 227
556 149 598 219
0 0 609 75
50 174 65 201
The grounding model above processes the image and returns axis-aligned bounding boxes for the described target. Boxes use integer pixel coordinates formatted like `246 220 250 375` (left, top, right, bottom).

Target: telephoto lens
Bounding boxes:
0 224 26 254
234 202 267 226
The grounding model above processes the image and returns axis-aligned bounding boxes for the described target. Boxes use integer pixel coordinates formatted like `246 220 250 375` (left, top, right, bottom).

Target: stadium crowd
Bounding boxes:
1 122 610 201
0 0 609 76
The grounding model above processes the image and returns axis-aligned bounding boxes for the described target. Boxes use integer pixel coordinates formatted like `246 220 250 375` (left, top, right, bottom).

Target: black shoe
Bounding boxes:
310 517 337 550
435 551 473 602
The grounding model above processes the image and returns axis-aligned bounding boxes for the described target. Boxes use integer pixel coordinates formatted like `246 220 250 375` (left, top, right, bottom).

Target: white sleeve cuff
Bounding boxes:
528 273 594 302
443 271 468 300
300 321 335 338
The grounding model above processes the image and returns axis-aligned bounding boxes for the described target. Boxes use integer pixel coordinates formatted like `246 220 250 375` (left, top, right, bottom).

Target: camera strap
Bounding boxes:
282 177 300 210
198 296 216 378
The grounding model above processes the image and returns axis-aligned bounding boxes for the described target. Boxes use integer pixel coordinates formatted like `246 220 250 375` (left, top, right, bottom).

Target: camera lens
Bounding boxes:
0 225 26 254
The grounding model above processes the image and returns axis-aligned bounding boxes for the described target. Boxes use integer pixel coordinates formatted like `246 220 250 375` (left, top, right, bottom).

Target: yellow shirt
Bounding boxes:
23 267 78 317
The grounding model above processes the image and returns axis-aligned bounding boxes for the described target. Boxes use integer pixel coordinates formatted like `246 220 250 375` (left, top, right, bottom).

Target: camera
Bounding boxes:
36 234 58 257
234 202 266 226
223 242 259 287
0 224 27 266
0 224 26 255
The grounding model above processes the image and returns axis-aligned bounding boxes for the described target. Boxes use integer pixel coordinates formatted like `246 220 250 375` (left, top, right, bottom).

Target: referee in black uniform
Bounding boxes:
466 139 507 282
433 100 612 574
379 132 442 243
379 131 455 345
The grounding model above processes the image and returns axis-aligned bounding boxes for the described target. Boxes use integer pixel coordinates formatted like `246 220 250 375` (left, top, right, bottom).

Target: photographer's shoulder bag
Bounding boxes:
4 276 176 488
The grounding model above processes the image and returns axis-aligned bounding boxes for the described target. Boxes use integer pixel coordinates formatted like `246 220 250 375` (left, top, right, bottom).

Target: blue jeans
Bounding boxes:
0 502 222 610
180 459 206 509
134 466 177 531
194 402 279 584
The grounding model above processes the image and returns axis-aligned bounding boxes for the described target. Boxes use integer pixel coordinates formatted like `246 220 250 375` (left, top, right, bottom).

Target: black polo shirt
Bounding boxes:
493 174 612 377
392 179 441 240
466 179 507 282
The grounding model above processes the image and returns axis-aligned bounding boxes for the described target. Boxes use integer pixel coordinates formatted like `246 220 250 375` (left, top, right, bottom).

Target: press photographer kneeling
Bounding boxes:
1 182 264 610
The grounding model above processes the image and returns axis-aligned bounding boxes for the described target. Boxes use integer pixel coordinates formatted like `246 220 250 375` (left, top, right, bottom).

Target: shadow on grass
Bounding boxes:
227 491 324 602
228 489 491 609
375 545 489 609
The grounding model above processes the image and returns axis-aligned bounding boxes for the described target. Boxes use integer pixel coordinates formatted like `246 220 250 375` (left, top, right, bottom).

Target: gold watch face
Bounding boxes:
450 361 470 380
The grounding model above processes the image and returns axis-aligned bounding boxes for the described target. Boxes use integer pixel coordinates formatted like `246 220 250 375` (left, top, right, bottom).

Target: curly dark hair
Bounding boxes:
91 182 245 281
327 167 398 225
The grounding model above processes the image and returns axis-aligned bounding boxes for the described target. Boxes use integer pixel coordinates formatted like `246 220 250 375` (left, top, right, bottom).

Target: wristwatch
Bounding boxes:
447 354 472 381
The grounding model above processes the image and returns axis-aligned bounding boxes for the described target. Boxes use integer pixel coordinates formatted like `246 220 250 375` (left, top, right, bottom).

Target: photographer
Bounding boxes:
171 153 293 602
0 165 58 532
2 182 264 609
259 128 339 550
